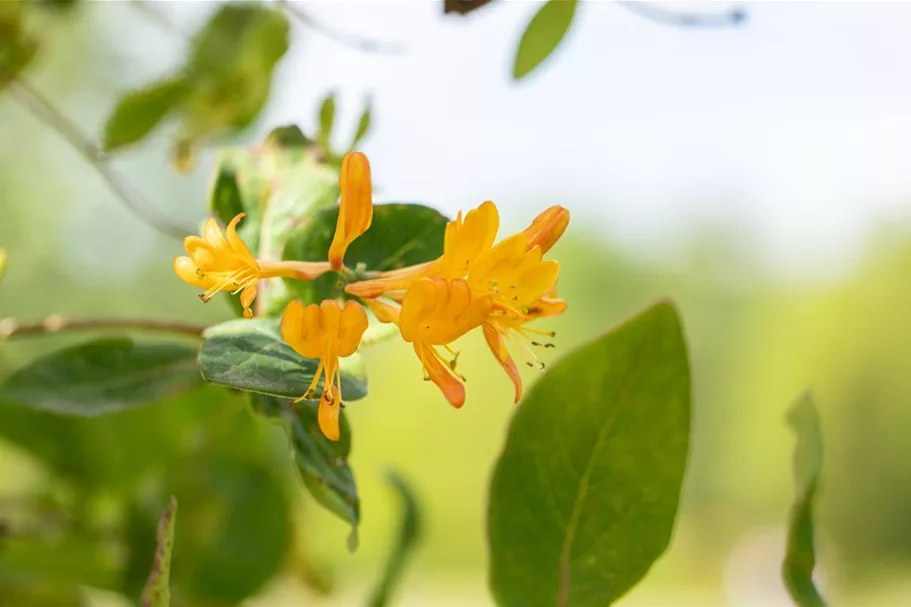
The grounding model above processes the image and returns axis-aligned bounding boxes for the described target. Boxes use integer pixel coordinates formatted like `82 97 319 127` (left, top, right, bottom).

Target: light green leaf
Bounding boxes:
317 91 336 150
0 248 7 282
782 393 828 607
513 0 578 80
368 471 422 607
102 78 188 152
349 97 372 150
140 496 177 607
198 318 368 401
487 300 691 607
0 338 203 416
283 202 449 303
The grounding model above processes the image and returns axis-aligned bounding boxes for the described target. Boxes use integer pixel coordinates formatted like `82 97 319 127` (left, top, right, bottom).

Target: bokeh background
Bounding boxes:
2 1 911 605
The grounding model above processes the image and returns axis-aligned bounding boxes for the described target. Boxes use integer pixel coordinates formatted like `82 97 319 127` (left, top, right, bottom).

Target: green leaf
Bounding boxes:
101 78 189 152
349 97 372 150
283 202 449 303
0 572 86 607
513 0 578 80
368 471 422 607
0 248 7 282
253 394 361 540
198 318 368 401
140 496 177 607
487 300 691 607
0 6 39 92
0 338 203 416
782 393 828 607
317 91 336 150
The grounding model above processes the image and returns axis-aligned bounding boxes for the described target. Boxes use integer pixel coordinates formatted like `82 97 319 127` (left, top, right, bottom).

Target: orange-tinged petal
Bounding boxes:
329 152 373 269
225 213 257 264
364 298 401 325
240 284 257 319
281 300 324 359
415 343 465 408
523 205 569 253
338 300 368 356
173 256 210 289
318 396 341 441
399 278 439 342
482 323 523 403
527 297 566 318
440 201 499 277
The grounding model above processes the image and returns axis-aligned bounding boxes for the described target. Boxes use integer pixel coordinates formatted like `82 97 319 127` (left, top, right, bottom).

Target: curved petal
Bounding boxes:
522 205 569 253
338 300 369 356
318 395 341 442
240 284 257 319
173 256 211 289
482 323 522 403
416 343 465 409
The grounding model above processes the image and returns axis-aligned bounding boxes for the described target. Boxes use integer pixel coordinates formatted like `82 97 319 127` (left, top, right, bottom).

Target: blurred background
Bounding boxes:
2 1 911 605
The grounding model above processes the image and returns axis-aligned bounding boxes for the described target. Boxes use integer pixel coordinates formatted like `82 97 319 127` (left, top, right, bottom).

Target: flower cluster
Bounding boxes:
174 152 569 441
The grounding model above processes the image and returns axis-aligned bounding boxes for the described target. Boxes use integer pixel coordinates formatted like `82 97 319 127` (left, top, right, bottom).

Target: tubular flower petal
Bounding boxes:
174 213 332 318
398 277 492 407
281 299 368 441
522 205 570 254
329 151 373 270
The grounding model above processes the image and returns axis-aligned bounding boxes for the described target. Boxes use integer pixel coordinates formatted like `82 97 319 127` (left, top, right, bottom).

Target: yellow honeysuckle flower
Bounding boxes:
328 151 373 270
281 299 369 441
398 277 493 408
522 204 570 254
174 213 331 319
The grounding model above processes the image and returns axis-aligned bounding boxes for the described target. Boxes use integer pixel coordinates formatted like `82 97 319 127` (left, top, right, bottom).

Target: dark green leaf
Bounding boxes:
140 496 177 607
283 203 449 303
487 301 691 607
198 318 368 401
101 78 188 152
368 471 422 607
0 338 203 416
265 124 311 148
253 394 361 538
513 0 578 80
0 572 86 607
0 530 119 590
444 0 494 15
349 97 372 150
783 393 827 607
317 91 336 150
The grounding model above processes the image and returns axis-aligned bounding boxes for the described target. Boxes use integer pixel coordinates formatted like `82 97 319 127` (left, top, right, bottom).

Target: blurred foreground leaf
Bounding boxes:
782 393 827 607
253 395 361 543
0 248 7 282
0 338 203 416
317 91 336 151
101 78 188 152
140 496 177 607
513 0 578 80
284 202 449 303
349 98 372 150
0 572 85 606
487 301 691 607
443 0 494 15
0 3 39 92
368 471 422 607
199 318 368 400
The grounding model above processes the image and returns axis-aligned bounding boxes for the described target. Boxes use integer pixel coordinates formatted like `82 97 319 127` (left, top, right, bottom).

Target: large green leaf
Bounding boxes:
253 395 361 541
140 496 177 607
101 78 189 152
513 0 578 80
283 202 449 303
368 471 422 607
0 338 203 416
782 393 827 607
487 301 691 607
198 318 368 401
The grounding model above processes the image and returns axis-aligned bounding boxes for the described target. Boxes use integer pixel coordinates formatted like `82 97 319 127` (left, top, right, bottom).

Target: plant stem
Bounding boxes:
279 0 405 54
0 316 206 340
7 79 191 240
618 1 747 28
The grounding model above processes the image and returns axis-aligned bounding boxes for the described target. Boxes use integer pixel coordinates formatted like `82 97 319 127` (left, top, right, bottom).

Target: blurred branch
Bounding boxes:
0 315 206 340
6 79 190 240
279 0 405 54
618 2 747 28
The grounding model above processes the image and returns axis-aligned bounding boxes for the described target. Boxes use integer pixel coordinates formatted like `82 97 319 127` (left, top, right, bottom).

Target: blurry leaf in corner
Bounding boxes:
782 393 828 607
102 78 189 152
0 5 39 93
349 97 372 151
443 0 494 15
367 471 422 607
512 0 578 80
140 496 177 607
317 91 337 152
0 248 7 282
0 337 203 416
0 572 86 607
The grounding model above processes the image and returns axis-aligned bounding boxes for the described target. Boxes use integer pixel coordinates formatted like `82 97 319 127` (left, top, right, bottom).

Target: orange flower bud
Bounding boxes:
329 152 373 270
522 205 569 253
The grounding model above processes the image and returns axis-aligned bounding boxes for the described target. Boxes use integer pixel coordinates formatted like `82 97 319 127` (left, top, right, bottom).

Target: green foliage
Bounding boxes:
101 4 289 157
198 318 368 400
783 393 827 607
368 471 422 607
140 497 177 607
0 337 203 416
513 0 578 80
487 301 691 607
0 572 86 607
0 2 39 92
101 78 189 152
350 98 373 150
0 248 6 282
317 91 337 151
283 202 449 303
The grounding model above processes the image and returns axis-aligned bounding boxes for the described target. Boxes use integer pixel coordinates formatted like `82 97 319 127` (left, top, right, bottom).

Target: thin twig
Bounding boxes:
618 1 747 28
7 79 191 240
279 0 405 54
0 315 206 340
